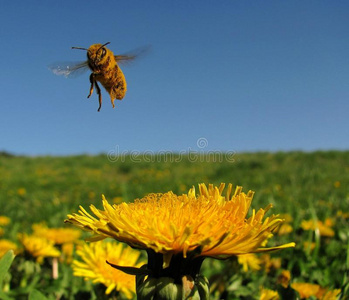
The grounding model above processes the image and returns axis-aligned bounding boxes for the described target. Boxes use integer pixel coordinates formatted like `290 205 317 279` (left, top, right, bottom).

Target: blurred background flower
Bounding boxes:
18 233 60 263
72 240 144 298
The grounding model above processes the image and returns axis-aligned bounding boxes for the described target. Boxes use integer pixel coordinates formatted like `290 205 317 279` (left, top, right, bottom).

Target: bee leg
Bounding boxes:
87 73 94 98
95 81 102 112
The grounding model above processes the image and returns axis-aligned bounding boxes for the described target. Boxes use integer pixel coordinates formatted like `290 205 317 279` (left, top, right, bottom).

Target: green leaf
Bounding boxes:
0 250 15 284
28 289 49 300
0 291 13 300
106 261 151 276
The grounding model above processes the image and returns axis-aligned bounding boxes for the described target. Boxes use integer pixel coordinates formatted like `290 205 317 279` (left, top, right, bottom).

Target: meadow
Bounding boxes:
0 150 348 299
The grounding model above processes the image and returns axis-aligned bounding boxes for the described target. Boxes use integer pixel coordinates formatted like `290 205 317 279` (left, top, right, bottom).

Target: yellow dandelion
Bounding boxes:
88 191 96 199
301 219 335 237
18 233 60 263
112 196 123 204
0 239 18 257
66 183 295 264
275 214 293 236
277 270 291 288
336 210 349 219
333 181 340 188
66 183 295 297
303 241 316 252
279 213 293 223
0 216 11 226
17 187 26 196
260 254 281 273
260 287 280 300
32 223 81 244
277 223 293 236
237 253 261 272
72 240 144 298
270 257 281 269
291 282 320 299
317 288 341 300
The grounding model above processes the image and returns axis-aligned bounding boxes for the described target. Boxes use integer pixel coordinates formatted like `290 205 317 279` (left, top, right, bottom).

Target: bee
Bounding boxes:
50 42 145 111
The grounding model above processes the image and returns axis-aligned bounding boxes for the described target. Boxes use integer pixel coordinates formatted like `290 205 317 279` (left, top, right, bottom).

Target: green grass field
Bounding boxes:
0 151 348 299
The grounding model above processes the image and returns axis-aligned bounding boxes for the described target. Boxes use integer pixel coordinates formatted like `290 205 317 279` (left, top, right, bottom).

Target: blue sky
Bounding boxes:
1 1 348 155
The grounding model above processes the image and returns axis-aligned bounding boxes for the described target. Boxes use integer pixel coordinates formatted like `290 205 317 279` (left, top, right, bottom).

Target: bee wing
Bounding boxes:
114 45 150 65
48 61 89 78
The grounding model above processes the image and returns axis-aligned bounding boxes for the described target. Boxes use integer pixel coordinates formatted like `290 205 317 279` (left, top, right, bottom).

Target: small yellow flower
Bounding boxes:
277 270 291 288
17 187 26 196
32 223 81 244
291 282 320 299
318 288 341 300
333 181 340 188
66 183 295 267
112 196 123 204
277 223 293 236
279 213 293 223
0 216 11 226
88 191 96 199
292 282 341 300
275 214 293 236
303 241 316 252
336 210 349 219
238 253 261 272
18 233 60 263
301 219 335 237
260 288 279 300
260 254 281 273
0 239 18 257
72 240 144 298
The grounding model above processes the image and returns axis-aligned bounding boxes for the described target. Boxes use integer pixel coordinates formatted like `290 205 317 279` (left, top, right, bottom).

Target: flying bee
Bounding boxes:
50 42 146 111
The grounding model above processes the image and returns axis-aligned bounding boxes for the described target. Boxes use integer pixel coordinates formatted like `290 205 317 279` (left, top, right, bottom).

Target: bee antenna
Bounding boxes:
97 42 111 53
102 42 111 48
71 46 88 51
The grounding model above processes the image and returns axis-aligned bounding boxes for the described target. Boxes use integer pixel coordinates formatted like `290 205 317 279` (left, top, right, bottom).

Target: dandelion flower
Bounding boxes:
18 233 60 263
66 183 295 260
277 270 291 288
0 216 11 226
336 210 349 219
66 183 295 298
318 288 341 300
291 282 341 300
260 254 281 273
303 241 316 252
32 223 81 244
72 240 144 298
301 219 335 237
237 253 261 272
291 282 320 299
0 239 18 257
17 187 26 196
260 288 279 300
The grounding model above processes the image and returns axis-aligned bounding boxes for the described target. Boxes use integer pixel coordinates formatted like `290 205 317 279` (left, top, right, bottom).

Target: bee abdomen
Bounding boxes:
99 65 127 100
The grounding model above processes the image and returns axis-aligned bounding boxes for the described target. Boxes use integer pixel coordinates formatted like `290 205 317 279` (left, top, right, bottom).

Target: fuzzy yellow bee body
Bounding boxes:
50 42 144 111
85 43 126 111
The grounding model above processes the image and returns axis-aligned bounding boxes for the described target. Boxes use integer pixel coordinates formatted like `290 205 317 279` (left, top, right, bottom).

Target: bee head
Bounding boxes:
72 42 110 66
